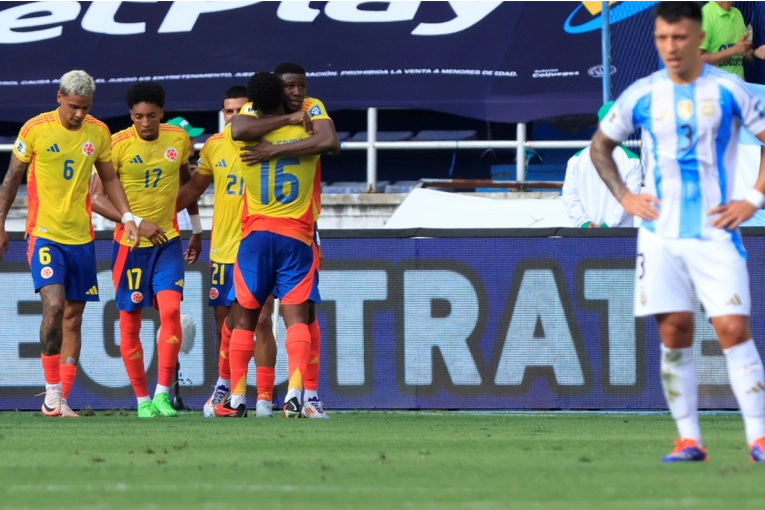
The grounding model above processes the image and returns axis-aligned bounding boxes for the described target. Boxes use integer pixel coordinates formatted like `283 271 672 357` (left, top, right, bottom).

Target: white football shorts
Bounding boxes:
634 228 750 318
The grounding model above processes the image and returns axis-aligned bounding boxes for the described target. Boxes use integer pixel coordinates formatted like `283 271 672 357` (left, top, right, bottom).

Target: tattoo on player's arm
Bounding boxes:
0 155 28 220
590 131 626 200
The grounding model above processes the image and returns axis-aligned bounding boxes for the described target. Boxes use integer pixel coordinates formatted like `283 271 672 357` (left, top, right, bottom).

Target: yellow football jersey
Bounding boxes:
13 110 111 244
224 124 318 245
111 125 191 247
196 133 245 264
238 97 329 222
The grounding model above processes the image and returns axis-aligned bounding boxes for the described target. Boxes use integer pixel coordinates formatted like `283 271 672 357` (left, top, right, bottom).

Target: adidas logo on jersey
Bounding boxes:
46 144 60 153
215 159 227 168
85 286 98 296
175 279 184 288
726 294 743 306
129 155 144 164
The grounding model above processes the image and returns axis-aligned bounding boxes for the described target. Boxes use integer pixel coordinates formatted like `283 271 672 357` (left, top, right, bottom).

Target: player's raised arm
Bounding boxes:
240 118 339 166
0 153 29 260
230 109 309 141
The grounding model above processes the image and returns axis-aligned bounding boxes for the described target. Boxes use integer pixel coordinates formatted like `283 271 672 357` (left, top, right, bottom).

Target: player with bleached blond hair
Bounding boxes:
0 70 138 417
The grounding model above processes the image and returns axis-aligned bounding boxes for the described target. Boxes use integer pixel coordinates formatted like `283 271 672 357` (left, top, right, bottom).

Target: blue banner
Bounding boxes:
1 233 762 411
0 1 629 123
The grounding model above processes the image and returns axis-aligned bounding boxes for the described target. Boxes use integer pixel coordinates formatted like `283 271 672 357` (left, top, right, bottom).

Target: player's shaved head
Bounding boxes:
655 1 701 25
274 62 306 77
247 72 284 115
126 82 165 109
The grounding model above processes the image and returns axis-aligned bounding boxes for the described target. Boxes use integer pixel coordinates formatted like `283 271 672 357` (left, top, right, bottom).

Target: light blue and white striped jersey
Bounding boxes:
600 64 765 239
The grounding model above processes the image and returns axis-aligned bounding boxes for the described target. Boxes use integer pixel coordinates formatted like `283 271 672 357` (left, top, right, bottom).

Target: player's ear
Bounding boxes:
56 90 62 105
159 108 165 120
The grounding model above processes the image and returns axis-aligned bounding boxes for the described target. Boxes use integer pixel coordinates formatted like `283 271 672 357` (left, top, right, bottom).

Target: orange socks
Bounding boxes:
230 329 255 397
119 310 148 398
257 367 275 402
218 321 232 380
60 364 77 400
41 353 61 387
156 290 182 388
285 324 311 392
304 320 321 391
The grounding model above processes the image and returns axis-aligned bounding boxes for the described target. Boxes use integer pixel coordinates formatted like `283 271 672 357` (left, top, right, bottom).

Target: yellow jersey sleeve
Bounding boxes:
303 97 331 121
238 103 258 117
196 138 215 177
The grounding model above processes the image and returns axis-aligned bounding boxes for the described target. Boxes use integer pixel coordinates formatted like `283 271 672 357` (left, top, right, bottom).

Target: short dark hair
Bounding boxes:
654 1 702 24
222 85 247 108
274 62 306 76
247 72 284 114
125 81 165 109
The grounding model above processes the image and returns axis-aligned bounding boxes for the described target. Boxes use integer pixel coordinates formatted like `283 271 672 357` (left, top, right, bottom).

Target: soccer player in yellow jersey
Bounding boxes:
175 85 270 417
91 82 202 418
0 70 139 417
231 62 339 418
211 72 321 418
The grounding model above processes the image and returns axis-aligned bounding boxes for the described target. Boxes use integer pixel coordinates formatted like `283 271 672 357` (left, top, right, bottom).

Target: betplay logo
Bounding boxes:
0 1 503 44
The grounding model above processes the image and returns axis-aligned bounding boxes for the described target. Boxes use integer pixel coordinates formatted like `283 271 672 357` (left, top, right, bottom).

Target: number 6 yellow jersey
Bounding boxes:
13 110 112 244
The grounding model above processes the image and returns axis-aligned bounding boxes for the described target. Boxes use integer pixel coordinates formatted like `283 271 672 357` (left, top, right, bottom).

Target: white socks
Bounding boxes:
724 339 765 445
154 384 170 397
286 388 301 404
137 396 150 405
216 377 231 390
304 389 318 401
660 345 701 443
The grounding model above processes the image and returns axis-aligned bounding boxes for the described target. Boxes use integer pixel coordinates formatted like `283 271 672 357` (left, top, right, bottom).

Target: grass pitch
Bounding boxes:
0 411 763 509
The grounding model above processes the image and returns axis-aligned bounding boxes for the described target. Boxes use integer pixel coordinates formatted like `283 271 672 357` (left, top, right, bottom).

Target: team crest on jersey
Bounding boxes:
131 291 144 304
165 147 178 162
82 141 95 157
309 105 323 117
15 138 26 156
40 267 53 279
701 99 715 118
209 287 220 300
676 100 693 121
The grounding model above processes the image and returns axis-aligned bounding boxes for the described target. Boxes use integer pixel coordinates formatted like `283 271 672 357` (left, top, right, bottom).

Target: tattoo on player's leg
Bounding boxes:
39 285 66 355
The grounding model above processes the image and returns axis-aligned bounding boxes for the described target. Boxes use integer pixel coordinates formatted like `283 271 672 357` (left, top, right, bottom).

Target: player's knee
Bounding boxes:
44 301 65 322
714 317 750 345
659 317 693 344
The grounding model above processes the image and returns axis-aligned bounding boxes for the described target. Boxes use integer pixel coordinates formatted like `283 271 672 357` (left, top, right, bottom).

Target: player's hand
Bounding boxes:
709 200 757 230
124 221 140 251
317 244 324 269
755 45 765 60
587 223 602 228
185 233 202 264
289 111 314 135
240 139 277 166
619 192 660 221
734 33 753 55
139 221 167 246
0 228 9 262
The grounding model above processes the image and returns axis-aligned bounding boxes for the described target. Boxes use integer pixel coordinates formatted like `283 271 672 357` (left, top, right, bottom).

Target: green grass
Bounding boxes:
0 411 763 509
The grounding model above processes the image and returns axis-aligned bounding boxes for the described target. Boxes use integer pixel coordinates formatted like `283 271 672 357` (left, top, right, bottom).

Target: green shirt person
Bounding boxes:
700 1 765 79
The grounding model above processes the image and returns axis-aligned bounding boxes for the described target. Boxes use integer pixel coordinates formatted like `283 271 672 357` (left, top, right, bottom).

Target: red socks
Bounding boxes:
257 367 275 402
304 320 321 391
41 353 61 386
285 324 311 392
219 321 232 380
119 309 148 398
230 329 255 397
156 290 182 388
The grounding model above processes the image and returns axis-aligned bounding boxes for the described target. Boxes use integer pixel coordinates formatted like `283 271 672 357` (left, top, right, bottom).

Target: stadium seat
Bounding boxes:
336 132 351 141
384 181 420 193
346 131 413 142
411 130 478 141
323 181 390 193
